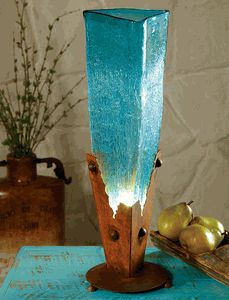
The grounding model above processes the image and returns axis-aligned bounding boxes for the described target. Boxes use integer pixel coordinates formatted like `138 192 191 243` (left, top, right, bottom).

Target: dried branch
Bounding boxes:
0 1 82 157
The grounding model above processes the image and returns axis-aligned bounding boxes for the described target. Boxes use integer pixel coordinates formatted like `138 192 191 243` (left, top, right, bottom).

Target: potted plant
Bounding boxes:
0 0 84 254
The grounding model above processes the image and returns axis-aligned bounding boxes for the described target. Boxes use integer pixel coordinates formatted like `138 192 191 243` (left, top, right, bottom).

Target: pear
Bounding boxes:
179 224 216 254
157 201 193 241
191 216 225 247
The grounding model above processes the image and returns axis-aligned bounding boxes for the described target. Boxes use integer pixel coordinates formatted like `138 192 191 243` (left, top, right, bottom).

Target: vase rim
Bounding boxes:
7 153 36 161
83 8 169 23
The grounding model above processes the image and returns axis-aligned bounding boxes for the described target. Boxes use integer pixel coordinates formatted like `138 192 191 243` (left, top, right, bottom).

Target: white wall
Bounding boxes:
0 0 228 246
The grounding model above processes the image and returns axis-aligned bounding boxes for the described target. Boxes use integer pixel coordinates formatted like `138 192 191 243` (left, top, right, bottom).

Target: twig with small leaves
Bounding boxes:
0 1 84 157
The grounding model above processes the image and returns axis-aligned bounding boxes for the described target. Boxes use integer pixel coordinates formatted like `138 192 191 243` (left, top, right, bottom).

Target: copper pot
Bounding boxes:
0 154 71 254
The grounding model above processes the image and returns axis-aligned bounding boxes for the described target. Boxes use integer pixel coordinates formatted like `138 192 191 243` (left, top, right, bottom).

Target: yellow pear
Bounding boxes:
179 224 216 254
191 216 225 247
157 201 193 241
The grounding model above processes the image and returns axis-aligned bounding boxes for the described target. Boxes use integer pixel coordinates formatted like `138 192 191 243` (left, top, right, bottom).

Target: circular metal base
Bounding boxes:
86 262 171 293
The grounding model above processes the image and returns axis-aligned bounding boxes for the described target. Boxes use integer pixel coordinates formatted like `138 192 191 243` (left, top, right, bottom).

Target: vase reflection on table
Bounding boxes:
84 8 170 293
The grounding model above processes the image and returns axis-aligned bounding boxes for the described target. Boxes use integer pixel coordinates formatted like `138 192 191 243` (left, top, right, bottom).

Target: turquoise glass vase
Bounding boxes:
84 9 169 216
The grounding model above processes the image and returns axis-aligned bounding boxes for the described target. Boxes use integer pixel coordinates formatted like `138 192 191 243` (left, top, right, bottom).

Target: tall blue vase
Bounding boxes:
84 9 170 293
84 9 169 216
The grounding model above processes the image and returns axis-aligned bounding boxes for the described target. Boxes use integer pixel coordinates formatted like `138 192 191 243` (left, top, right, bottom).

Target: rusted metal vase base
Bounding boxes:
86 152 170 293
86 262 170 293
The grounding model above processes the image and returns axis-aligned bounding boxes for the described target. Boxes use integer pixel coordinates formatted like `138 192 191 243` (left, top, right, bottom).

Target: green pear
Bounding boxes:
179 224 216 254
157 201 193 241
191 216 225 247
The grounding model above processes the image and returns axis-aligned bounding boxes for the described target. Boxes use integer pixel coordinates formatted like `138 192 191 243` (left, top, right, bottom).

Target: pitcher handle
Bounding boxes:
35 157 72 185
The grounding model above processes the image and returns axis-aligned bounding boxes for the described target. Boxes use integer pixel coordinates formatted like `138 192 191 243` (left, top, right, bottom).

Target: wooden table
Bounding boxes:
0 246 228 299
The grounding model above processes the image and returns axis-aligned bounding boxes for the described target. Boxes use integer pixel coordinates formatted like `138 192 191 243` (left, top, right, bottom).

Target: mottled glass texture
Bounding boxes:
84 9 169 216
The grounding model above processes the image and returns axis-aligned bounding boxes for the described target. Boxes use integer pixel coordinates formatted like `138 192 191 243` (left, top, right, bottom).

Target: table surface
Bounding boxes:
0 246 228 300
